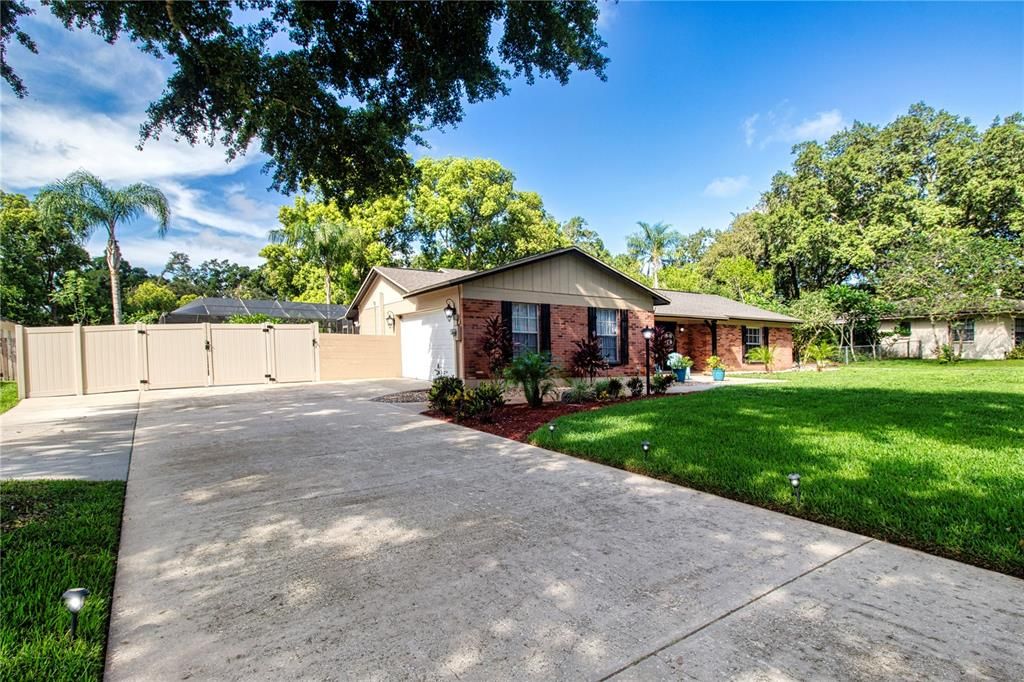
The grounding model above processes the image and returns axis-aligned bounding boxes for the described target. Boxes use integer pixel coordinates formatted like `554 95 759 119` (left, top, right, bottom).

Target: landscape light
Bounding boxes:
62 588 89 640
788 473 801 502
641 440 650 456
548 422 556 433
641 327 655 395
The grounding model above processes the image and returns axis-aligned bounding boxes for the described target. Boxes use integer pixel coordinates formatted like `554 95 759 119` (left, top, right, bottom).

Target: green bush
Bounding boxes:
746 345 778 372
462 382 505 422
1006 345 1024 360
562 379 595 404
651 373 674 395
504 352 557 408
938 343 961 364
804 340 837 371
626 375 644 397
226 313 284 324
606 377 623 398
427 375 465 416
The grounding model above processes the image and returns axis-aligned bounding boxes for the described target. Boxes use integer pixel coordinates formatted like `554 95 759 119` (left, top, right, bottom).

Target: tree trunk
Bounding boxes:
652 254 661 288
324 266 332 306
106 233 123 325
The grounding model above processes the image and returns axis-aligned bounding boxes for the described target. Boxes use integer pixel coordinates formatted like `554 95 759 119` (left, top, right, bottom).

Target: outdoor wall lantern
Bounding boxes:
641 326 655 395
641 440 651 457
62 587 89 640
788 473 801 502
385 312 395 330
443 299 458 324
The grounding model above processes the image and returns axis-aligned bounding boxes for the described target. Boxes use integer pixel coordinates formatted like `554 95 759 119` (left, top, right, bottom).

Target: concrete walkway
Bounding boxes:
103 380 1023 680
0 390 139 480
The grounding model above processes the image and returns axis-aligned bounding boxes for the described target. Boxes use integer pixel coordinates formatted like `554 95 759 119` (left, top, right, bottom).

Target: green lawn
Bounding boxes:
0 481 126 681
532 360 1024 576
1 382 19 414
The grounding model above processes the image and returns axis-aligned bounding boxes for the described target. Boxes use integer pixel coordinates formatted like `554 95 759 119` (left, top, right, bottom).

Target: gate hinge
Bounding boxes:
139 379 148 384
264 325 274 331
264 374 272 379
137 329 147 335
312 339 318 347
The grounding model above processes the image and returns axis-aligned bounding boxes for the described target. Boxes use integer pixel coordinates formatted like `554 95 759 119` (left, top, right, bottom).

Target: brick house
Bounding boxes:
346 247 799 381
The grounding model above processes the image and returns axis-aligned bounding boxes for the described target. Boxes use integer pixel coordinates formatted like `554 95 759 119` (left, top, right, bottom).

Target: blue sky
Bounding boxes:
1 1 1021 273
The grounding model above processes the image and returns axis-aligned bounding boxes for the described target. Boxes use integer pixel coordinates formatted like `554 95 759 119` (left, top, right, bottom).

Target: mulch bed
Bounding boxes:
425 396 647 442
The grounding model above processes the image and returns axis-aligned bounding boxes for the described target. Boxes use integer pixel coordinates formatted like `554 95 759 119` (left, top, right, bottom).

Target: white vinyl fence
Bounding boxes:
15 323 319 399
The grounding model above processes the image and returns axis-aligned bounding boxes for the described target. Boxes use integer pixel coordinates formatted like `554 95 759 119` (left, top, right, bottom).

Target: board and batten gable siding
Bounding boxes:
357 274 462 336
461 252 654 311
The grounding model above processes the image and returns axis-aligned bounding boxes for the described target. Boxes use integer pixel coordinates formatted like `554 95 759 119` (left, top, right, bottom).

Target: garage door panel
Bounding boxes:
210 325 268 386
401 311 456 380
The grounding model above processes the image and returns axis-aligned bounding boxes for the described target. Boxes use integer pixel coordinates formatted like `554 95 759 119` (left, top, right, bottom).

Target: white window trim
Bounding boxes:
595 308 619 365
511 303 540 357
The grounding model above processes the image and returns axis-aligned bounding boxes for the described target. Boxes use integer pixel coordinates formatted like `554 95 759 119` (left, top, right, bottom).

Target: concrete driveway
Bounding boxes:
105 381 1022 680
1 391 138 480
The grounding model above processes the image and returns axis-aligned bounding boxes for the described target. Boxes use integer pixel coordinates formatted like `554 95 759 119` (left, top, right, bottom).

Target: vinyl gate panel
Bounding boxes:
144 325 209 389
23 327 78 397
82 326 139 393
270 324 316 383
210 325 269 386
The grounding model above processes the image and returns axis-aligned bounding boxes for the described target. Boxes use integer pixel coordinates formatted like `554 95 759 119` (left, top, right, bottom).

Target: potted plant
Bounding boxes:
707 355 725 381
666 352 693 382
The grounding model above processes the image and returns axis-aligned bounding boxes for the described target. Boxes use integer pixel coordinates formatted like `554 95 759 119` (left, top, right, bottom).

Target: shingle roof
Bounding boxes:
373 266 476 293
654 289 801 324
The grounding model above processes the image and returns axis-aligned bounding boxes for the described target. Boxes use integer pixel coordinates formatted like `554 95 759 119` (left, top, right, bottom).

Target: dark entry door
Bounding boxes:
655 321 677 352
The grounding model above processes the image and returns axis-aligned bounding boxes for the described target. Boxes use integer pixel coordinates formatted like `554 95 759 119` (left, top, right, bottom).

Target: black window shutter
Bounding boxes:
619 310 629 365
587 307 597 338
501 301 513 360
741 325 747 360
763 326 770 346
540 304 551 354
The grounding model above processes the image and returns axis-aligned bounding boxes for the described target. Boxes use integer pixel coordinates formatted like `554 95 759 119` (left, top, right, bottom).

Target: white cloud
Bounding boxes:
703 175 750 198
743 114 759 147
86 228 265 271
161 182 278 240
597 1 619 30
0 100 260 188
742 105 846 148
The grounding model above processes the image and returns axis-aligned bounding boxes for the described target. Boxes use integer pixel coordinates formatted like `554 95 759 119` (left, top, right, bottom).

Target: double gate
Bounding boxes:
16 323 318 398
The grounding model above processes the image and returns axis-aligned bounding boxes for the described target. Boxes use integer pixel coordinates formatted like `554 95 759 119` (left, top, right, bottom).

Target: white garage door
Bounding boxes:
401 310 456 380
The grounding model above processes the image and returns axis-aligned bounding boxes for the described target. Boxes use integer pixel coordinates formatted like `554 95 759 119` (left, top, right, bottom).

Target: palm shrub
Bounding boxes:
626 375 644 397
481 315 513 375
504 351 557 408
747 345 778 373
804 340 837 371
562 379 595 404
427 375 465 416
651 373 674 394
461 382 505 422
570 336 609 382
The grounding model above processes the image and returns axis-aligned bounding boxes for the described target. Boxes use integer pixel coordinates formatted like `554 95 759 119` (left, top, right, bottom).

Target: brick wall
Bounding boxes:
718 324 794 371
461 298 654 379
683 323 714 371
462 298 501 378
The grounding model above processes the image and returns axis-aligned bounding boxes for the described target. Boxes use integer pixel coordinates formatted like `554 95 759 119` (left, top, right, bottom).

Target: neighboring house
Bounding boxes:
347 247 799 381
163 297 353 333
879 300 1024 360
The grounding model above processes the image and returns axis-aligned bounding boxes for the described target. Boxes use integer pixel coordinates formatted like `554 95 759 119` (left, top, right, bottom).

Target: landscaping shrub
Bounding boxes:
1007 345 1024 360
504 351 557 408
651 373 674 394
481 315 513 375
427 375 465 416
569 336 609 382
226 313 284 324
938 343 962 364
746 345 778 372
562 379 596 404
804 340 837 371
652 326 674 369
462 382 505 422
626 375 644 397
606 377 623 398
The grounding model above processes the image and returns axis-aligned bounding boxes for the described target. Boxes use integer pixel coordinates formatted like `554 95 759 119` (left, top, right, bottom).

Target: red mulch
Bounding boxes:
425 396 645 442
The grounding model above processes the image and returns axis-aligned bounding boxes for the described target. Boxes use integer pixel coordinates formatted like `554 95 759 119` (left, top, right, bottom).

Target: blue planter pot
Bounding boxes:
673 367 690 382
712 367 726 382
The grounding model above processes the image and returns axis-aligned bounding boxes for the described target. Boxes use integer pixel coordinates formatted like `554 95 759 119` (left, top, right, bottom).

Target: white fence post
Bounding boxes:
15 324 26 399
313 322 321 382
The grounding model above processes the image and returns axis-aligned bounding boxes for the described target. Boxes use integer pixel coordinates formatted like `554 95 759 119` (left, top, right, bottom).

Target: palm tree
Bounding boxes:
38 171 170 325
269 206 347 305
626 221 680 288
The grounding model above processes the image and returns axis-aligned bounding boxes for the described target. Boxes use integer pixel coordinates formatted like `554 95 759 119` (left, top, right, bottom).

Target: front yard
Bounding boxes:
532 361 1024 576
0 481 126 681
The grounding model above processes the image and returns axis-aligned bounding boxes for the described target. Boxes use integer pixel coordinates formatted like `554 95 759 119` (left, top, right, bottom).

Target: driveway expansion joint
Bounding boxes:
599 537 876 680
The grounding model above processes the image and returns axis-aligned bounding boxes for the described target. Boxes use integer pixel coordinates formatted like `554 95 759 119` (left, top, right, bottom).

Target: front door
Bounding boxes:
655 321 677 352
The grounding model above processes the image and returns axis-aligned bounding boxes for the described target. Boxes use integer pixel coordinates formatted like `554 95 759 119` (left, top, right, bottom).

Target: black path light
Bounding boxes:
788 473 801 503
641 326 655 395
62 588 89 640
641 440 651 458
548 422 556 434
